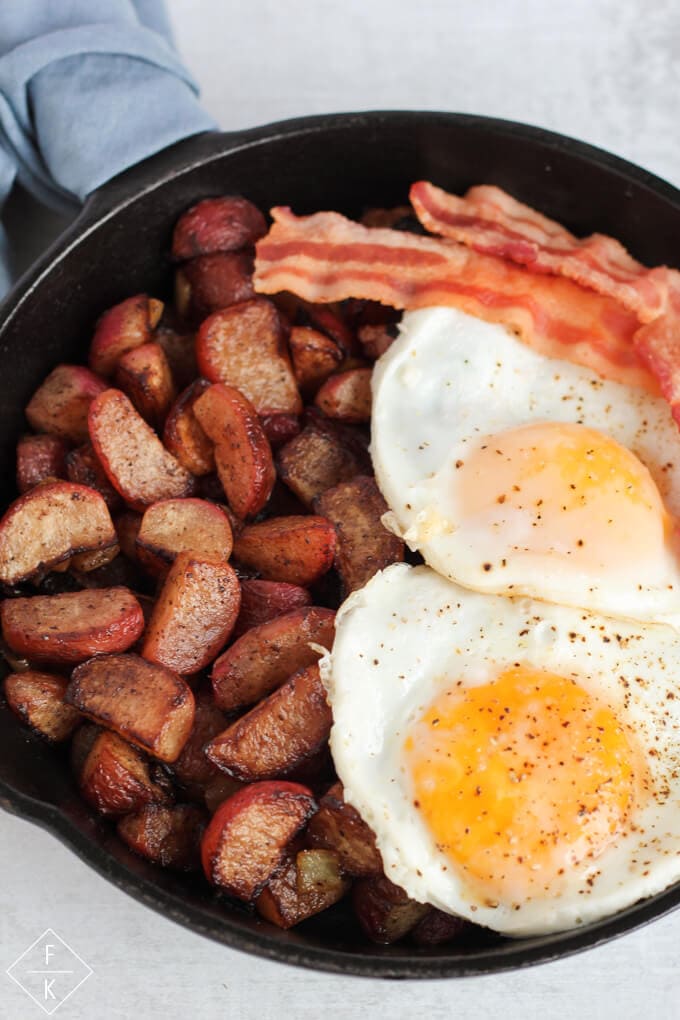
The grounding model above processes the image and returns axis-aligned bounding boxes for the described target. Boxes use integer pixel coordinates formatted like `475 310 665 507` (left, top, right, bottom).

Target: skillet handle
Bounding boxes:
75 129 249 230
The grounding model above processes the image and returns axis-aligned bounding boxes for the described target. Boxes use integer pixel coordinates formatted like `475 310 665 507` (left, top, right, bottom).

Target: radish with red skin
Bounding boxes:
200 780 316 899
89 389 195 510
89 294 163 377
193 383 276 519
26 364 107 442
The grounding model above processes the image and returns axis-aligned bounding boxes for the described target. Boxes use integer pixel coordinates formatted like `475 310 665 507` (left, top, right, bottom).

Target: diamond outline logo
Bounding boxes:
6 928 93 1015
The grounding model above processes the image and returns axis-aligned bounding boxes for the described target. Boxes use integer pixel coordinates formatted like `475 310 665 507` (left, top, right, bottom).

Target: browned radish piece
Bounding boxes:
196 299 302 415
212 605 334 711
25 364 107 442
314 367 373 424
277 424 370 508
256 848 350 928
117 803 207 871
4 671 80 741
233 579 311 639
193 383 275 519
163 379 214 476
353 876 430 944
2 587 144 665
74 726 172 816
206 664 332 781
410 908 469 946
176 253 254 321
315 476 404 595
232 516 336 587
115 342 176 429
0 481 116 585
358 321 398 360
172 196 266 260
289 325 343 394
142 553 241 675
65 443 122 511
89 294 164 377
66 653 195 762
201 780 316 899
89 389 195 510
259 413 300 448
16 434 68 492
136 498 232 575
155 325 197 390
307 781 383 878
114 510 142 560
171 693 227 799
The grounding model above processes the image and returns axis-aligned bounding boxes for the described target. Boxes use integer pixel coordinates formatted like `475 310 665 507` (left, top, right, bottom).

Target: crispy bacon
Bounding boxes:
409 181 671 323
409 182 680 428
633 290 680 428
254 207 655 392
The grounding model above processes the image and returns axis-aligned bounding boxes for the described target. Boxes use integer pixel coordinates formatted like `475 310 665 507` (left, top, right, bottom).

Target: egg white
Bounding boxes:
322 562 680 936
371 307 680 625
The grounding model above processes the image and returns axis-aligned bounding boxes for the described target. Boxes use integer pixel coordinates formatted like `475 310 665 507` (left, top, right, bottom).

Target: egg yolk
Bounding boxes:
456 421 672 571
404 667 646 904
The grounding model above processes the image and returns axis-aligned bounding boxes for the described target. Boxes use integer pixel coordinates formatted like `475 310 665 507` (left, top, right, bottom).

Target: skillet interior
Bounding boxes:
2 111 680 977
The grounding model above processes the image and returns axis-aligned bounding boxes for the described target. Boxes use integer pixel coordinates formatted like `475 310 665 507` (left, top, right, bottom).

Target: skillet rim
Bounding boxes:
2 109 680 978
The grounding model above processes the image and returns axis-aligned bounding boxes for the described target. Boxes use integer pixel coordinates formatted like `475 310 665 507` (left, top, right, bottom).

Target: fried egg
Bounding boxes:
322 563 680 936
371 307 680 625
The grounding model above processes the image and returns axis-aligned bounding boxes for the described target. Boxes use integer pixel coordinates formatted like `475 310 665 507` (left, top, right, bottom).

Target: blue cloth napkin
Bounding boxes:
0 0 217 292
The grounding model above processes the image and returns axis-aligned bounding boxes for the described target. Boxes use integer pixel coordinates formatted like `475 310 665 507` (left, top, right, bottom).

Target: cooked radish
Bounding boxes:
16 434 68 493
2 587 144 664
206 664 332 781
67 653 195 762
212 605 334 711
193 383 275 518
26 364 107 442
0 481 116 585
115 342 176 429
232 515 336 587
136 498 233 574
201 780 316 899
89 389 195 510
142 553 241 675
196 299 302 415
89 294 163 377
163 379 214 476
4 671 80 742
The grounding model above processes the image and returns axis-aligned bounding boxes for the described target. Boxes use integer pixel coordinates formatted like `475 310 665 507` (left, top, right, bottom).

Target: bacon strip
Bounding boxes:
410 181 680 427
633 287 680 427
254 207 655 392
410 180 670 323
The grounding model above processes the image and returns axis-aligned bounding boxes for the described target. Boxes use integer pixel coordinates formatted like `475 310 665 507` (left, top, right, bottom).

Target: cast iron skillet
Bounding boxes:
1 111 680 979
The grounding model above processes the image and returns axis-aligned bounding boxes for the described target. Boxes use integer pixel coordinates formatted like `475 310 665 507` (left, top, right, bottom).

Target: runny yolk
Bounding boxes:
404 667 647 904
455 421 672 569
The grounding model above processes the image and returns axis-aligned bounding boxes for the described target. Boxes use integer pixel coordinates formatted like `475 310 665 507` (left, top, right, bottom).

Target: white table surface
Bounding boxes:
2 1 680 1017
